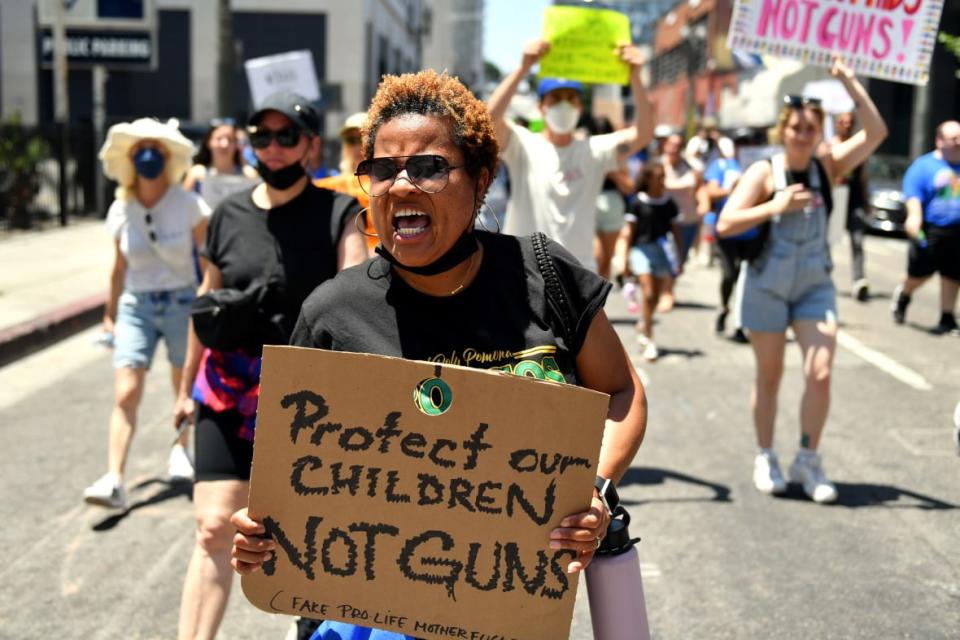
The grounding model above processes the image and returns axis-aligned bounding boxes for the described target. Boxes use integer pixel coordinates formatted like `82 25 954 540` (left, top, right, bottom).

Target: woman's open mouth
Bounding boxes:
393 209 432 241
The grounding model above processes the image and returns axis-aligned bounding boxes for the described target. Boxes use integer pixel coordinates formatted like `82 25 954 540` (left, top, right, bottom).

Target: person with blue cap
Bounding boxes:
488 38 654 272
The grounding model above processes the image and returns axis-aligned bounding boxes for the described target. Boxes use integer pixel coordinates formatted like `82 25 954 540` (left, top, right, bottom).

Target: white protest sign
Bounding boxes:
727 0 945 85
244 50 321 108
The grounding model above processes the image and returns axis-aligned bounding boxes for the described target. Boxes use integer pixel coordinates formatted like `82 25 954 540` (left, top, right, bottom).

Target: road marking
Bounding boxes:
888 428 956 457
640 562 662 579
837 330 933 391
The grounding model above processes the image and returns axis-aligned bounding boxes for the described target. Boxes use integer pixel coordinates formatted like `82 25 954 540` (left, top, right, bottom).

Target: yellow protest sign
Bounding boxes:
242 346 610 640
540 5 631 86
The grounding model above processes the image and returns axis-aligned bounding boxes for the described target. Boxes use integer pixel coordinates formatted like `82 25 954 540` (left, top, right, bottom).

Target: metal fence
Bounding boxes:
0 122 101 231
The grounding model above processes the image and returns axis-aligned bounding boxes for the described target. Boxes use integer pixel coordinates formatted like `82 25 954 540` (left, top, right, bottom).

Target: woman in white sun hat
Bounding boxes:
83 117 211 510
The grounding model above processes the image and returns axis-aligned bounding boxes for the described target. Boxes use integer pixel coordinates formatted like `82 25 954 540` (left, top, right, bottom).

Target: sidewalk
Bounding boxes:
0 219 110 367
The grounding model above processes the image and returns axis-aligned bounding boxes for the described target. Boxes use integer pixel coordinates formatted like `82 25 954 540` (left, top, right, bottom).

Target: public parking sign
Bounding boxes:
38 0 156 70
39 30 153 68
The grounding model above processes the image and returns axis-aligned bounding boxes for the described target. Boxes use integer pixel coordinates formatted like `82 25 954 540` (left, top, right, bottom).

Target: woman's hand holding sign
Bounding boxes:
231 508 274 575
550 493 611 573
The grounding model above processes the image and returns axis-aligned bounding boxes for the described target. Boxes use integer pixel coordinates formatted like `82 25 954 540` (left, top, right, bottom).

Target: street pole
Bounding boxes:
217 0 234 118
93 65 107 218
52 0 71 226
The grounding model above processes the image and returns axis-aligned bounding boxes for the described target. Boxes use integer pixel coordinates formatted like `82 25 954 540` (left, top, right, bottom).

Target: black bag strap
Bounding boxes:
531 232 575 348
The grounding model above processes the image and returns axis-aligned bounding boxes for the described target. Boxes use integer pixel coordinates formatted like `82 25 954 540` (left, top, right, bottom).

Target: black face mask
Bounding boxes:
375 230 480 276
256 159 306 190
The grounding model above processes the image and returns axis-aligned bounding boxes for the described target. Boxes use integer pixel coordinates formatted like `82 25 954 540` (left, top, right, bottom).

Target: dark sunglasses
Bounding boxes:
145 211 157 243
341 132 362 145
783 95 823 108
247 127 303 149
210 117 236 128
354 154 463 197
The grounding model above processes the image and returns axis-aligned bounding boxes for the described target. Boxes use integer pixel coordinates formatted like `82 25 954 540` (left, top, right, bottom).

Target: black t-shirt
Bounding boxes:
291 231 611 386
784 159 833 214
625 195 678 245
204 183 360 347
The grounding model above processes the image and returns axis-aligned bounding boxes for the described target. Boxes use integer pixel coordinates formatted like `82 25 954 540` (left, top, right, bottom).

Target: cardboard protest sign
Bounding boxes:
728 0 945 86
245 50 321 108
540 6 631 86
242 347 610 640
199 173 260 210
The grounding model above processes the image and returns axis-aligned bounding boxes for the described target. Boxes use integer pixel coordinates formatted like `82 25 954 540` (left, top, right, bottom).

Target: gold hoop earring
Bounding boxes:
475 202 501 234
354 207 378 239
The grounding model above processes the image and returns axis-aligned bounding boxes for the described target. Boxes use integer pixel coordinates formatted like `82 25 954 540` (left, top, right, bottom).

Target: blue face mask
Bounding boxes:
133 147 166 179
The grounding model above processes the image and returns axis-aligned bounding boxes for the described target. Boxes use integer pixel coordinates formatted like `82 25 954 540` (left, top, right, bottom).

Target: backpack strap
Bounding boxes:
531 232 575 348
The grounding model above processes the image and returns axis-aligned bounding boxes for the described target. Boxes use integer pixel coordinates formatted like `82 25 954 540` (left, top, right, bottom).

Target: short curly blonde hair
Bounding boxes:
363 70 499 198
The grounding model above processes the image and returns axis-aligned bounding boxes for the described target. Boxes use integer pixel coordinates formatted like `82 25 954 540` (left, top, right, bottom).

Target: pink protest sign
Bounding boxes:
727 0 945 85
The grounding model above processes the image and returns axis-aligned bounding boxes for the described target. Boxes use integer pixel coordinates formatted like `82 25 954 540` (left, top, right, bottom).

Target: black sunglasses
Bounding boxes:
354 154 463 197
783 95 823 108
247 127 303 149
145 211 157 243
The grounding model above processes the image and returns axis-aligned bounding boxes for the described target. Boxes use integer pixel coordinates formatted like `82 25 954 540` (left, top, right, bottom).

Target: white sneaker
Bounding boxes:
753 451 787 495
642 341 659 362
168 444 195 481
83 473 126 509
789 452 838 504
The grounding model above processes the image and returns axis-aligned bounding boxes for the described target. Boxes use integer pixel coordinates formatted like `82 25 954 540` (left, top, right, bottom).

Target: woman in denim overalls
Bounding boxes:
717 58 887 504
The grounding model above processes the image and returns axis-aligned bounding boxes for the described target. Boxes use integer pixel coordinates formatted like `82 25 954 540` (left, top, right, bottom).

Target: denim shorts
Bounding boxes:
629 243 673 277
114 286 195 369
596 190 627 233
740 253 837 333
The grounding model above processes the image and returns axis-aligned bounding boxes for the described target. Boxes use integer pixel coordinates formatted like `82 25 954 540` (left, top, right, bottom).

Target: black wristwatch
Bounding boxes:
594 475 620 515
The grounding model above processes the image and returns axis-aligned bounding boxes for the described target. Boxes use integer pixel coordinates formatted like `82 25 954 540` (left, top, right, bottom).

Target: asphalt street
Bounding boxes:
0 234 957 639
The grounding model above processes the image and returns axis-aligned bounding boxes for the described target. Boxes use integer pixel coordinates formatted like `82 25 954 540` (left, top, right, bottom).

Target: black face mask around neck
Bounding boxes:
375 229 480 276
256 159 306 190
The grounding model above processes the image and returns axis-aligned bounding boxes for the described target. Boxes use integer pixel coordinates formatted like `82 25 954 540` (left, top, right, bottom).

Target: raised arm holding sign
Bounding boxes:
486 32 653 271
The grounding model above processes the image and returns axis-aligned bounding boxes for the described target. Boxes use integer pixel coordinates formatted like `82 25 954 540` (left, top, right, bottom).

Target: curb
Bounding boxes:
0 293 106 368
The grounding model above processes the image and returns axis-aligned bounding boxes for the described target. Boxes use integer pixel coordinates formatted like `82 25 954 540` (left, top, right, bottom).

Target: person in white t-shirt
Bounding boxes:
83 118 211 510
487 38 654 272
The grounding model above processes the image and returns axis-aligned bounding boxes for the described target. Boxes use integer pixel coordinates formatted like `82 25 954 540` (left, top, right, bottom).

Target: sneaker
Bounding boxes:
852 278 870 302
168 444 195 481
731 328 750 344
753 451 787 495
642 341 659 362
891 285 910 325
83 473 126 509
933 313 960 337
789 452 838 504
715 310 728 335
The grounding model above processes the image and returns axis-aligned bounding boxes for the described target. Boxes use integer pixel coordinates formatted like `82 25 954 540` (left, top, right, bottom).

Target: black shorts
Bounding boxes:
194 403 253 482
907 227 960 281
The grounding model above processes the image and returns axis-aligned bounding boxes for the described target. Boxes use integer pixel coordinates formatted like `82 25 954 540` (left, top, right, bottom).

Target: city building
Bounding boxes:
0 0 429 135
422 0 484 92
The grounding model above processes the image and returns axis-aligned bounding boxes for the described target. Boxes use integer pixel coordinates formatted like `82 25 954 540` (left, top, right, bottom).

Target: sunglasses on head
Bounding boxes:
247 127 303 149
354 154 463 197
783 95 823 108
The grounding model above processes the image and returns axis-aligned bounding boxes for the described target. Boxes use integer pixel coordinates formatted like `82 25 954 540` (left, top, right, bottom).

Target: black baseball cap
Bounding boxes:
248 91 320 135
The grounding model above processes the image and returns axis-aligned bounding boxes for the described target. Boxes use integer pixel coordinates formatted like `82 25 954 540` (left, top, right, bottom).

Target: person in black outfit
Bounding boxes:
827 111 871 301
173 91 368 640
229 70 649 639
615 160 682 361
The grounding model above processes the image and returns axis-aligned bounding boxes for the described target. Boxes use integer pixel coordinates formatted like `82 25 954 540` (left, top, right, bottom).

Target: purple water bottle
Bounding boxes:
585 481 651 640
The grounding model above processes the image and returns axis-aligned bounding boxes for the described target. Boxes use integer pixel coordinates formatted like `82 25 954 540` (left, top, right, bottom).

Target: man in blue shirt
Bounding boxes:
892 120 960 335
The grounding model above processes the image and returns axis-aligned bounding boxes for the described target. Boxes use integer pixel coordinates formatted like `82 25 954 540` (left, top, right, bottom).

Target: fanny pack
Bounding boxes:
190 279 267 352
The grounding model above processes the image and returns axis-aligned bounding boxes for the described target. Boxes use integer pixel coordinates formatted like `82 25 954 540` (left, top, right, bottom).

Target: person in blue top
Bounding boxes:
703 136 750 343
891 120 960 335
